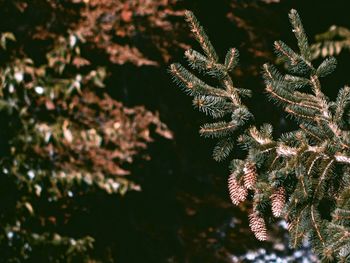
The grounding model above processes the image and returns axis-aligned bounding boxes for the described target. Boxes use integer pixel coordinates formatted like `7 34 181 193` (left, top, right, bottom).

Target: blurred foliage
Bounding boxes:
0 13 172 263
311 25 350 59
2 0 189 66
71 0 188 65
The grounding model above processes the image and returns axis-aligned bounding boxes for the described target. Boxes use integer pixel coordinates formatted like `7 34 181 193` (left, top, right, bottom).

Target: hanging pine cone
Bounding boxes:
270 187 286 218
248 212 268 241
243 162 257 190
228 175 247 205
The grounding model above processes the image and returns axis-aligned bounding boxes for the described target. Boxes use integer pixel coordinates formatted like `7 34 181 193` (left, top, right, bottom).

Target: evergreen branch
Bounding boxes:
265 85 321 112
284 74 310 90
288 206 309 248
316 57 337 77
293 91 321 107
299 124 323 142
307 155 323 176
289 9 312 61
171 9 350 259
232 106 253 123
299 175 309 198
309 75 327 104
274 40 313 74
184 11 218 62
236 88 252 98
213 137 235 162
192 95 230 118
199 121 237 138
225 48 239 72
262 63 283 83
170 63 229 98
276 144 298 157
260 123 274 138
185 49 227 79
249 126 273 145
220 76 242 105
274 40 299 65
335 153 350 164
284 107 316 123
263 63 310 91
286 105 321 122
326 223 350 255
311 205 325 246
335 86 350 125
333 209 350 223
313 159 334 201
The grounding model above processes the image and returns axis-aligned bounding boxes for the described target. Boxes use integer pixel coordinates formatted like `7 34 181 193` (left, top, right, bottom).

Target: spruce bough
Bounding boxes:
170 9 350 261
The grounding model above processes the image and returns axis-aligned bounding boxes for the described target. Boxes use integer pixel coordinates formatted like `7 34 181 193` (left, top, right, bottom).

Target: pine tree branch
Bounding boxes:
289 9 312 61
171 9 350 259
184 11 219 62
311 205 325 246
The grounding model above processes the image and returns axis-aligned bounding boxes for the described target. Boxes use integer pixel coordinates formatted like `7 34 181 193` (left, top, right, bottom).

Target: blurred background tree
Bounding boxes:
0 0 350 262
